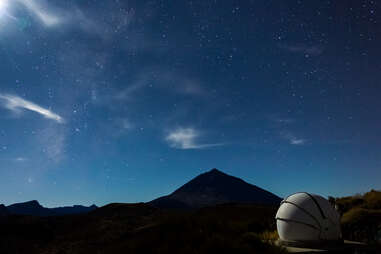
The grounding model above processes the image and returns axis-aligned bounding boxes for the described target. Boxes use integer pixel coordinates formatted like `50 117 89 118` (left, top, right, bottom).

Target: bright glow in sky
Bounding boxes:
0 0 8 16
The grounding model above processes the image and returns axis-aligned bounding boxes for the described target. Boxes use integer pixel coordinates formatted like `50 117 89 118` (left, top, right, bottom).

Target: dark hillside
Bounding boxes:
0 205 9 216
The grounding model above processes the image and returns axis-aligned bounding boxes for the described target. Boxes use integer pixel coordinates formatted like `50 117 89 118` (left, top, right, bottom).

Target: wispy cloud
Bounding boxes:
108 118 134 138
17 0 61 27
116 70 207 101
166 128 222 149
0 94 64 123
160 72 206 96
289 138 306 145
38 125 66 162
11 0 135 38
15 157 27 162
0 157 28 162
281 131 306 145
279 43 324 56
269 116 295 124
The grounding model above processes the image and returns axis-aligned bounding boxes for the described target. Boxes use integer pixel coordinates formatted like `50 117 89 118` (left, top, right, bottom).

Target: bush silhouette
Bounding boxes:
336 190 381 243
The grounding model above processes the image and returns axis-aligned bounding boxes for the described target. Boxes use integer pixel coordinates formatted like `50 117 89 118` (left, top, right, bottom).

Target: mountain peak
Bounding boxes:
8 200 42 208
207 168 225 175
151 168 281 209
7 200 47 215
200 168 232 180
9 200 42 208
25 200 41 206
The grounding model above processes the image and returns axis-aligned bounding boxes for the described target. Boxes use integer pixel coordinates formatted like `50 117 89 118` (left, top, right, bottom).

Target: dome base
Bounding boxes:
277 238 344 249
276 239 372 253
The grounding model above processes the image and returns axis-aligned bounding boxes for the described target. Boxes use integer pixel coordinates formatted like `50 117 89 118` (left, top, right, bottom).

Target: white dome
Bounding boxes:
275 192 341 244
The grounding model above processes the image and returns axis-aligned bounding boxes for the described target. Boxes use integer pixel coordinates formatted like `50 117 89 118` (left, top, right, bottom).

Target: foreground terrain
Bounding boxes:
0 169 286 254
0 169 379 254
0 203 285 254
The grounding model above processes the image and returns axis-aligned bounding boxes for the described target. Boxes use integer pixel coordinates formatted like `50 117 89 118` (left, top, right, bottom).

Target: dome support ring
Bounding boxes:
279 200 322 231
275 217 320 231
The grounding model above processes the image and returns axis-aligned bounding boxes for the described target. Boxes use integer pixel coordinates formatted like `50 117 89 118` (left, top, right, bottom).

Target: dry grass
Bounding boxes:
256 230 279 242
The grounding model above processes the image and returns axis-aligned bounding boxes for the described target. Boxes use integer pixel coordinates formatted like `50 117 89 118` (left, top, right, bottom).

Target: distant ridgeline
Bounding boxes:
335 189 381 244
0 200 97 216
0 169 281 216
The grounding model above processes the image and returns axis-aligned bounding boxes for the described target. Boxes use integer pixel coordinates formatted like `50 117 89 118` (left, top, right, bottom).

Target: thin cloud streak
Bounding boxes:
166 128 223 150
15 0 136 39
37 125 67 162
17 0 61 27
15 157 27 162
0 94 64 123
278 43 324 56
281 131 306 145
290 138 306 145
0 157 28 162
116 70 207 101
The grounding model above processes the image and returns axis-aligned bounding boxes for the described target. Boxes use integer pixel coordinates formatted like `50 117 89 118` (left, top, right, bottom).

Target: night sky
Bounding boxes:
0 0 380 207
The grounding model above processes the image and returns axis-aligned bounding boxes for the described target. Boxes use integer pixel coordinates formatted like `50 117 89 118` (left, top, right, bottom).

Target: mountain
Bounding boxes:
50 204 98 215
6 200 97 216
150 168 282 209
7 200 51 216
0 204 9 216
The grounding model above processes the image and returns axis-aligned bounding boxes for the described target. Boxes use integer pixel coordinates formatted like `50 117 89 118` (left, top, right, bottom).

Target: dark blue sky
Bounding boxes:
0 0 380 207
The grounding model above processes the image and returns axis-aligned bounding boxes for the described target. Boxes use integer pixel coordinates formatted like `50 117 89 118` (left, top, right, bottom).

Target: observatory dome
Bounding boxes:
275 192 341 245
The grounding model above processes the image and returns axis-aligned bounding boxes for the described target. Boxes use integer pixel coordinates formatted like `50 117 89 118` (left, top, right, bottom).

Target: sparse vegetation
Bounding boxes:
363 190 381 210
336 190 381 244
256 230 279 243
118 206 286 254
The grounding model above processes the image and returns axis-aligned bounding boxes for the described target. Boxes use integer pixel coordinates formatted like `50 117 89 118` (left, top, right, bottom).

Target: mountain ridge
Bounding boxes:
4 200 97 216
2 168 281 214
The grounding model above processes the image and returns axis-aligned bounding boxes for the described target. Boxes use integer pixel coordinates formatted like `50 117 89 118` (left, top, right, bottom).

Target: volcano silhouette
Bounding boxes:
150 168 281 209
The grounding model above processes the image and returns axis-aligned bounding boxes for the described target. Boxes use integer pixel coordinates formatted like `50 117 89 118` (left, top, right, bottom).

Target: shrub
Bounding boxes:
363 190 381 209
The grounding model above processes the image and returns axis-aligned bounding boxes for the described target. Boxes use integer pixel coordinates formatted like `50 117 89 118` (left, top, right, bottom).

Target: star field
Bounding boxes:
0 0 380 207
